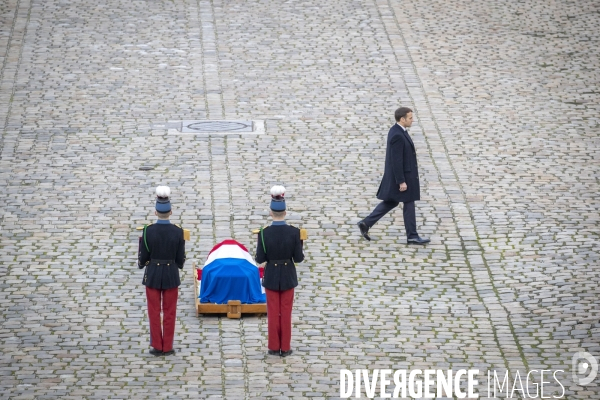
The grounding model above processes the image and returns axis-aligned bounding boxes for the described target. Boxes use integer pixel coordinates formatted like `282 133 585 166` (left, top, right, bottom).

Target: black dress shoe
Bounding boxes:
162 349 175 356
280 349 293 357
407 237 430 245
357 221 371 241
267 349 280 356
149 347 163 356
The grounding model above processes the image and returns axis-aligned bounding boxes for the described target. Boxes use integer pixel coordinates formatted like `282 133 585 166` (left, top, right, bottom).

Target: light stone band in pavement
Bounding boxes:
0 0 599 399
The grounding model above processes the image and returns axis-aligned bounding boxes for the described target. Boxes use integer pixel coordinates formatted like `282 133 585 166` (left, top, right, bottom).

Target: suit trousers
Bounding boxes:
265 288 295 352
146 286 178 352
363 200 418 239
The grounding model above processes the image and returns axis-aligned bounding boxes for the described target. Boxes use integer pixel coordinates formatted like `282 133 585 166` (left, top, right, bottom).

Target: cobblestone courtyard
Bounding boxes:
1 0 599 399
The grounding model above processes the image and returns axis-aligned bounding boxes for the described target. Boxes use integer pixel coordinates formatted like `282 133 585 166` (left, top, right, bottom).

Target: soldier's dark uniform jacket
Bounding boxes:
138 222 186 290
255 223 304 291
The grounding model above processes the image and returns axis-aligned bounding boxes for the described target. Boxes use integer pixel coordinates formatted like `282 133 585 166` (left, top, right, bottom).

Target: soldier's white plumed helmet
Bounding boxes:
155 186 171 212
270 185 286 211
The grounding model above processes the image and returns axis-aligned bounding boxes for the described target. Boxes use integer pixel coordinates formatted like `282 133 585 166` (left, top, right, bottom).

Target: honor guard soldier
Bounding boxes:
255 185 305 357
138 186 186 356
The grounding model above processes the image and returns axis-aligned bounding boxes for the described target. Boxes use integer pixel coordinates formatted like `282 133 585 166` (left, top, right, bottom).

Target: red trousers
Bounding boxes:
146 286 178 352
265 288 295 352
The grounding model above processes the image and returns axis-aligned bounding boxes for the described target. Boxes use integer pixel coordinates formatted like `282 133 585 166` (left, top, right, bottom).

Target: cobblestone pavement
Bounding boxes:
1 0 599 398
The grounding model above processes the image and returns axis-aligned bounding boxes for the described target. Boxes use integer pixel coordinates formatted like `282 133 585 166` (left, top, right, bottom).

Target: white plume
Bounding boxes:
156 186 171 198
270 185 286 197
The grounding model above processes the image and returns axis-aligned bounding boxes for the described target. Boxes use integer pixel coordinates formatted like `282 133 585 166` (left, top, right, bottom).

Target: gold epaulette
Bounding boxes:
288 224 308 240
300 228 308 240
251 226 268 234
136 223 153 230
174 224 191 241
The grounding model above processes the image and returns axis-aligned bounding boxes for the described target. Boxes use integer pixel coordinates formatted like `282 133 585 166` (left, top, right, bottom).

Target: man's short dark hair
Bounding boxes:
156 211 171 219
271 210 285 218
395 107 413 122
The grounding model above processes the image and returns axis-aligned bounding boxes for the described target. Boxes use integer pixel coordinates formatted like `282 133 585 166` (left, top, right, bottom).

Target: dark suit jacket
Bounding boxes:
376 124 421 203
255 224 304 291
138 222 186 290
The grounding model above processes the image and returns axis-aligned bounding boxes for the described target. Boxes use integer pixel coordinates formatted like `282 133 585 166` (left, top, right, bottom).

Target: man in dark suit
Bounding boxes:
138 186 186 356
255 185 304 357
357 107 430 244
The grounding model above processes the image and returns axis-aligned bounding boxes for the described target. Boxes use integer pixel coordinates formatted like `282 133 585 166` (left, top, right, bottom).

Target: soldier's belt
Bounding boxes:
150 259 175 267
268 259 292 267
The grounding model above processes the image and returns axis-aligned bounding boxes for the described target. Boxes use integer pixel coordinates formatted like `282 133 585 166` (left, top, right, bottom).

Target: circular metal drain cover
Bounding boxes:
185 121 252 132
174 119 264 134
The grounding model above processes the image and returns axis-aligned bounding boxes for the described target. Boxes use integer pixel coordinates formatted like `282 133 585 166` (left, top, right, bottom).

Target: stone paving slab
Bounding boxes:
0 0 599 399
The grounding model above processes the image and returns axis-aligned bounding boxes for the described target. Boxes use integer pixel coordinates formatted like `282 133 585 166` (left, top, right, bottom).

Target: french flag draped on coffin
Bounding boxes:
199 239 266 304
